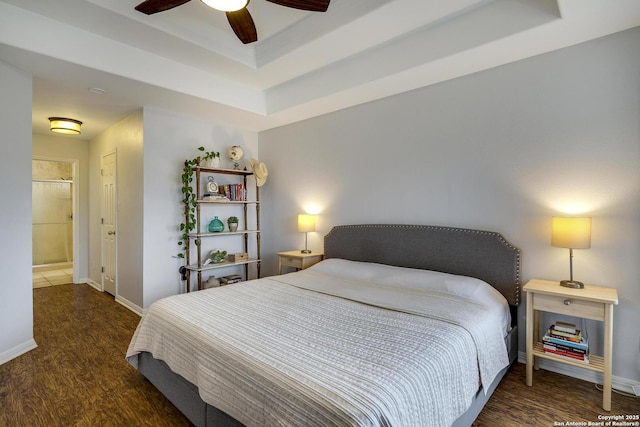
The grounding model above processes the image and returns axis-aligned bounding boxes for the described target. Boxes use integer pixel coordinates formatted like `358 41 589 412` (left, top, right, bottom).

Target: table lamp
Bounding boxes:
297 214 316 254
551 216 591 289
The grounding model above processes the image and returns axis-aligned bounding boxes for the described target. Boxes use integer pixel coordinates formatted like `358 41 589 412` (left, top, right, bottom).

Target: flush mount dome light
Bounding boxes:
200 0 248 12
49 117 82 135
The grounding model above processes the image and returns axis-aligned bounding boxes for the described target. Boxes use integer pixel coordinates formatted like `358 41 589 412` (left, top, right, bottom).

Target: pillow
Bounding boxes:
308 258 511 334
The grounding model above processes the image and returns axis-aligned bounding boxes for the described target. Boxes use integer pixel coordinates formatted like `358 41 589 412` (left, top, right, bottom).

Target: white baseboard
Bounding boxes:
517 351 639 395
80 279 143 316
0 339 37 365
115 295 143 317
84 278 101 292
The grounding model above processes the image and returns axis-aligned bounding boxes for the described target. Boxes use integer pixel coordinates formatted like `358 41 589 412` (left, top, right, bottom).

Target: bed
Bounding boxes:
127 224 521 427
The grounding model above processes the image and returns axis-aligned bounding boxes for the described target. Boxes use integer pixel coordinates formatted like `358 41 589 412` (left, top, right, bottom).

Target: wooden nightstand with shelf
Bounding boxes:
524 279 618 411
277 251 324 274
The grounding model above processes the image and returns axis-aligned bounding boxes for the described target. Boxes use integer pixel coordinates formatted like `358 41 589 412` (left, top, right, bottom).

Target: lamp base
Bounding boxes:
301 249 311 254
560 280 584 289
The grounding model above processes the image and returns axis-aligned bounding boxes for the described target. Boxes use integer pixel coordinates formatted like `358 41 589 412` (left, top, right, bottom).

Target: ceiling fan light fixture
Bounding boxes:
200 0 248 12
49 117 82 135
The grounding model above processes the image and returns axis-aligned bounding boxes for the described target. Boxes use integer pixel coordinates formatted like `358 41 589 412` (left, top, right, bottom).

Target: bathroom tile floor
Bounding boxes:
33 268 74 288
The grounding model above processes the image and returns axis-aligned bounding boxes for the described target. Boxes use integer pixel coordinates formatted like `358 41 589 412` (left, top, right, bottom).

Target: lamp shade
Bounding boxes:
297 214 316 233
551 217 591 249
201 0 248 11
49 117 82 135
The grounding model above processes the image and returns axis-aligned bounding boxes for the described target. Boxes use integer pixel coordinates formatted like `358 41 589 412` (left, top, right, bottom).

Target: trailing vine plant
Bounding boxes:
178 157 198 258
177 147 219 259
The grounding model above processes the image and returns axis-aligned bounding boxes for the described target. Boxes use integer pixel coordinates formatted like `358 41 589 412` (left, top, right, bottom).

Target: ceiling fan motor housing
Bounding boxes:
135 0 330 44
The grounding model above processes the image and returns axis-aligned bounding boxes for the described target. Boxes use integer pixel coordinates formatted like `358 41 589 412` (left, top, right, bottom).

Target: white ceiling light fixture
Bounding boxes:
200 0 248 12
49 117 82 135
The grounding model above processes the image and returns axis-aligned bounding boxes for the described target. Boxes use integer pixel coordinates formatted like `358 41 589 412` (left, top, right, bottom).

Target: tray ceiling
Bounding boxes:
1 0 639 138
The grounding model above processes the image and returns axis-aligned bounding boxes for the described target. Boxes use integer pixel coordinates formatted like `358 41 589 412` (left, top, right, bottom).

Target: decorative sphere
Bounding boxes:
229 145 244 162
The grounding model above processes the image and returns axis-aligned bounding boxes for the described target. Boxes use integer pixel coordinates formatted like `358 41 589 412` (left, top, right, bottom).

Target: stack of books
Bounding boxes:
220 274 242 285
218 184 246 201
542 321 589 363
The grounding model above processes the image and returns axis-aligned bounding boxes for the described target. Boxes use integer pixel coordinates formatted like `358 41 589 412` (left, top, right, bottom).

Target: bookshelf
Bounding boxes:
184 166 261 291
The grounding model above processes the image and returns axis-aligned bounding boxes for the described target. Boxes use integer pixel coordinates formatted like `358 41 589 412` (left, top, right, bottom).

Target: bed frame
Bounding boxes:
134 224 521 427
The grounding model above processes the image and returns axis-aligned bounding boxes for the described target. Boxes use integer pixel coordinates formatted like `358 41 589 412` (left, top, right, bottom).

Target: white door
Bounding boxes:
101 152 117 296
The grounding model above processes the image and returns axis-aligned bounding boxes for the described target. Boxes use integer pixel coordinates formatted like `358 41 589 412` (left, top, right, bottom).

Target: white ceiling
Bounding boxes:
1 0 639 140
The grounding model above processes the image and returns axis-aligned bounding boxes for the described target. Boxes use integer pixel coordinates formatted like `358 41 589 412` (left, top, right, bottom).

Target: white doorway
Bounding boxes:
32 157 79 287
101 151 117 296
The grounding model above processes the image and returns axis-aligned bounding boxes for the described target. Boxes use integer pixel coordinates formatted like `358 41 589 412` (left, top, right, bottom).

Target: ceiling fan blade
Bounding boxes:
266 0 329 12
135 0 191 15
226 7 258 44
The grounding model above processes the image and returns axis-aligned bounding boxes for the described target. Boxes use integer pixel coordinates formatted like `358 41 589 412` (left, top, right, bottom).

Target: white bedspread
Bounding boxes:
127 261 510 427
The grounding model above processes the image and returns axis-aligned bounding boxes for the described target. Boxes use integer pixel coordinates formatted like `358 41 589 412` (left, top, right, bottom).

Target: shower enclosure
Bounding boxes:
32 160 74 268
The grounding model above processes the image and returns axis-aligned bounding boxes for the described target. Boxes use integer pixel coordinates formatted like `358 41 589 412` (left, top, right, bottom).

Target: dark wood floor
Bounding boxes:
0 284 190 427
474 361 639 426
0 284 637 426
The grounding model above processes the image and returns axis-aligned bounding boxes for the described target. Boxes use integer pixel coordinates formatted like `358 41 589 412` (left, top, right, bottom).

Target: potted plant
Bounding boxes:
198 146 220 168
227 216 239 232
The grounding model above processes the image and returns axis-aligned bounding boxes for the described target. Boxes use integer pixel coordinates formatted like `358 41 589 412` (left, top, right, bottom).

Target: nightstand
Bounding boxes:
524 279 618 411
277 251 324 274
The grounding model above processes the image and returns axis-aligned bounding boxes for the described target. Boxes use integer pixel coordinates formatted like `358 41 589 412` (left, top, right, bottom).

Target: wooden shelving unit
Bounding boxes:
184 166 261 291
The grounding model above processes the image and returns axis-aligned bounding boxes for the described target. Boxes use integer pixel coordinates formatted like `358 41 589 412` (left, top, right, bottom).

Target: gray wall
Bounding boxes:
0 60 35 362
87 107 259 312
141 107 259 308
259 28 640 383
89 110 144 309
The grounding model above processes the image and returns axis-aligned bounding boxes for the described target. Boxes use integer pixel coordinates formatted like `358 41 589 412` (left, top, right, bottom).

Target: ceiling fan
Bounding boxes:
134 0 330 44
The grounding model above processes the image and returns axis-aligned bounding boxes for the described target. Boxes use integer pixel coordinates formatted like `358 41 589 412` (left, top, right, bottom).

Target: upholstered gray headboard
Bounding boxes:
324 224 521 306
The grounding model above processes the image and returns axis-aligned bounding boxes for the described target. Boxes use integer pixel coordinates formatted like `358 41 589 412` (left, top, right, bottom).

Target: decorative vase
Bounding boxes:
200 157 220 168
208 216 224 232
228 222 238 232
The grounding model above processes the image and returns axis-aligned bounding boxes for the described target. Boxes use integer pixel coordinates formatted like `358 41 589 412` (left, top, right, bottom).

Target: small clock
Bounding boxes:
206 176 218 193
